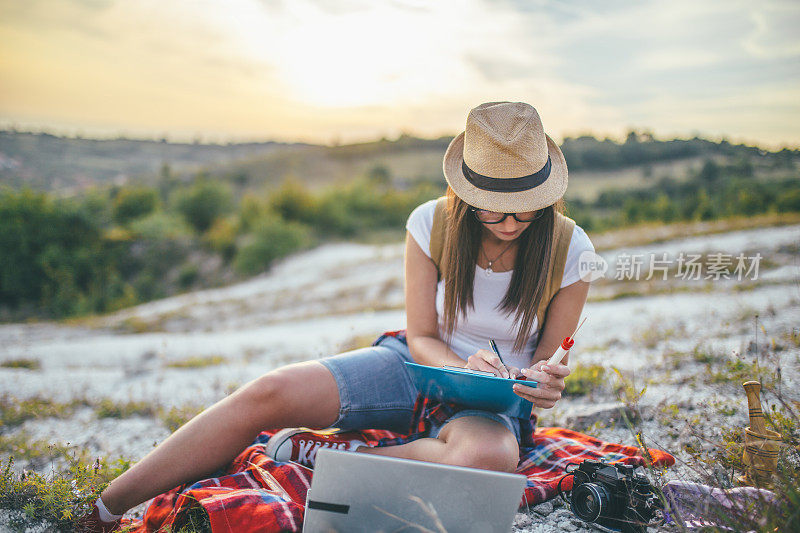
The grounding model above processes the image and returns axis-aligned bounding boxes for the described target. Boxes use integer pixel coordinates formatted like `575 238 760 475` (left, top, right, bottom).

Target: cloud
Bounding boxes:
743 4 800 58
0 0 797 146
67 0 116 10
0 1 114 40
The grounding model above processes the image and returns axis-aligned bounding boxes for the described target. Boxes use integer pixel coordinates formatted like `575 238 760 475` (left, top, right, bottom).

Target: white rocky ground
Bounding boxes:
1 223 798 532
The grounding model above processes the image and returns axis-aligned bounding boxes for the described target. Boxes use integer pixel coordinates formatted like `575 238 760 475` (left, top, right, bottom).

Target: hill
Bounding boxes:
0 131 299 192
1 130 797 200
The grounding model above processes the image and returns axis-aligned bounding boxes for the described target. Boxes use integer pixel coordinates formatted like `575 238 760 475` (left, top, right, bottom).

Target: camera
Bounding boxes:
558 459 663 533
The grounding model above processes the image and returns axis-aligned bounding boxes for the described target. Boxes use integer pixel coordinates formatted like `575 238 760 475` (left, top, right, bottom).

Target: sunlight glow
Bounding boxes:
223 1 468 108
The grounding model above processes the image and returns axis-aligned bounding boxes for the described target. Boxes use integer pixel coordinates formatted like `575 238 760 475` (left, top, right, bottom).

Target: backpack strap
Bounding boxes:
429 196 448 280
534 212 576 335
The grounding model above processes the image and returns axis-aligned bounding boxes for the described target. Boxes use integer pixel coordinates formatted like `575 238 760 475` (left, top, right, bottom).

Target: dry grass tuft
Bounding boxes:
0 359 41 371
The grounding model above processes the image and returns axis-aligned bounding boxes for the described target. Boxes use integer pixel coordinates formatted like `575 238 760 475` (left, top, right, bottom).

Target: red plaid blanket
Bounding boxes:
127 401 674 532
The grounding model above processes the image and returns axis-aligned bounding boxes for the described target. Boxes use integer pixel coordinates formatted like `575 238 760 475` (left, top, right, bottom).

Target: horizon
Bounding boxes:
2 125 799 152
1 1 799 150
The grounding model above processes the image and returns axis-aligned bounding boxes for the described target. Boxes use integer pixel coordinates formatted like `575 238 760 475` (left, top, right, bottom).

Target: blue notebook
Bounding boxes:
404 362 536 419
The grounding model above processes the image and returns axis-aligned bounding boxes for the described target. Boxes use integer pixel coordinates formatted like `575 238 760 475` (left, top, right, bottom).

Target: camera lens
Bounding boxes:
571 482 613 522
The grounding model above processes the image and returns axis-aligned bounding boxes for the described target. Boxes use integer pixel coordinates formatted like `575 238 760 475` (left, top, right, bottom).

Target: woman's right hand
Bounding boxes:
465 349 514 379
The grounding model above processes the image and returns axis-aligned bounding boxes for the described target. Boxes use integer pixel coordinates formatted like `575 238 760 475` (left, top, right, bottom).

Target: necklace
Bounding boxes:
481 240 515 276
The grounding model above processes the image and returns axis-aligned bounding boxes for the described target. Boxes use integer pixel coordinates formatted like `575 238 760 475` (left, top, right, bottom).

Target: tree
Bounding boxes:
653 193 677 222
693 190 716 220
698 160 720 184
0 189 118 316
367 164 391 186
234 213 311 275
112 187 159 225
173 179 233 234
776 190 800 213
268 178 317 225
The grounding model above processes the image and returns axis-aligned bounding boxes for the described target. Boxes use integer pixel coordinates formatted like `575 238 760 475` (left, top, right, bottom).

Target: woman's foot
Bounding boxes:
265 428 369 468
75 503 125 532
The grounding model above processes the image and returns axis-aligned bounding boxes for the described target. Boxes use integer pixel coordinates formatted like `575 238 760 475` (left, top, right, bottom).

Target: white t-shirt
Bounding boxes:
405 199 595 370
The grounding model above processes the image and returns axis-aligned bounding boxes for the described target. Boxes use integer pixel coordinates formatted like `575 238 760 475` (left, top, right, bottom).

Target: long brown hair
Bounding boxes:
440 187 565 353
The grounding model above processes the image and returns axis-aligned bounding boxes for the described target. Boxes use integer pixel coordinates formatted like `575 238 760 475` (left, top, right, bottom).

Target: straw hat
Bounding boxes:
443 101 568 213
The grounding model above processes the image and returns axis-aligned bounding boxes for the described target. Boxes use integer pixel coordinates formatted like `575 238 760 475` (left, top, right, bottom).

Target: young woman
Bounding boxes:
81 101 594 531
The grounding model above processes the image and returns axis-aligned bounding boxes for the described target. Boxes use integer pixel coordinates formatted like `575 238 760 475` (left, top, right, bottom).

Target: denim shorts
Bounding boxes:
319 335 523 443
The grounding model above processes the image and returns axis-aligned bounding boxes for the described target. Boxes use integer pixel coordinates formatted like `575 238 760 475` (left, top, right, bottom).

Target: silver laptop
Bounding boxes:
303 448 526 533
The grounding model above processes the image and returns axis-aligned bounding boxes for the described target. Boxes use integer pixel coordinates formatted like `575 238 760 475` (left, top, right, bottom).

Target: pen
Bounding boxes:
489 339 510 378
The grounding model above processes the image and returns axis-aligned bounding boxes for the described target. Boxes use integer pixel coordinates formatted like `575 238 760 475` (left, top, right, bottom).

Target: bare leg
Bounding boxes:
101 361 340 515
361 416 519 473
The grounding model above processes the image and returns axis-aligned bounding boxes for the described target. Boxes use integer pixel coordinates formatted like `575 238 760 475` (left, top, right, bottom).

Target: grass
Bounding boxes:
173 505 212 533
691 345 726 364
658 402 680 420
679 400 800 530
610 367 648 425
95 399 159 419
766 401 800 445
783 329 800 348
165 355 227 369
158 405 204 432
0 433 77 470
116 315 165 334
716 402 738 417
656 343 727 373
0 397 207 530
707 357 779 388
586 283 709 303
0 436 132 532
90 397 203 432
0 395 89 428
0 359 41 370
1 393 205 436
563 363 606 396
337 332 382 353
634 322 679 350
590 211 800 252
611 324 800 531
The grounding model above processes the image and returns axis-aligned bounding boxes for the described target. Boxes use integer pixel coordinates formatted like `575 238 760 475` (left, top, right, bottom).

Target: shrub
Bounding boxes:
178 263 200 289
0 189 119 317
238 193 268 234
204 216 239 261
776 189 800 213
112 187 159 225
173 179 234 234
128 211 193 241
268 178 318 225
313 194 358 236
0 449 131 531
234 213 311 275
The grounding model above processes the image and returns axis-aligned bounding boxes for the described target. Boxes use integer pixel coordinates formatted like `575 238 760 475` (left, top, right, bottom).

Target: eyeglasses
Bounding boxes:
469 206 544 224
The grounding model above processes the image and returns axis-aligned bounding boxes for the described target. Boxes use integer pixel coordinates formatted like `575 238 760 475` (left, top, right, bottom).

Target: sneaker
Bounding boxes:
265 428 368 468
75 504 123 533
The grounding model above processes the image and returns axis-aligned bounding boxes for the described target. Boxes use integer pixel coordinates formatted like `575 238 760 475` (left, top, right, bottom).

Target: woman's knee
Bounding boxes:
230 362 340 428
233 372 283 407
448 441 518 473
442 427 519 472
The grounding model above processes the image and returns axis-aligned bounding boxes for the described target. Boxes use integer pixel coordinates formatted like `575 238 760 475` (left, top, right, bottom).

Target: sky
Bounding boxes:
0 0 799 148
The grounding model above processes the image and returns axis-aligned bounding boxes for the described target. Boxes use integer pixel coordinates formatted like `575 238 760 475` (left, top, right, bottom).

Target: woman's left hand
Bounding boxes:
512 360 570 409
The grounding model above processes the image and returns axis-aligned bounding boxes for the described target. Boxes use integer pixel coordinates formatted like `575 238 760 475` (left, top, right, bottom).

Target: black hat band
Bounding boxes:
461 156 551 193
